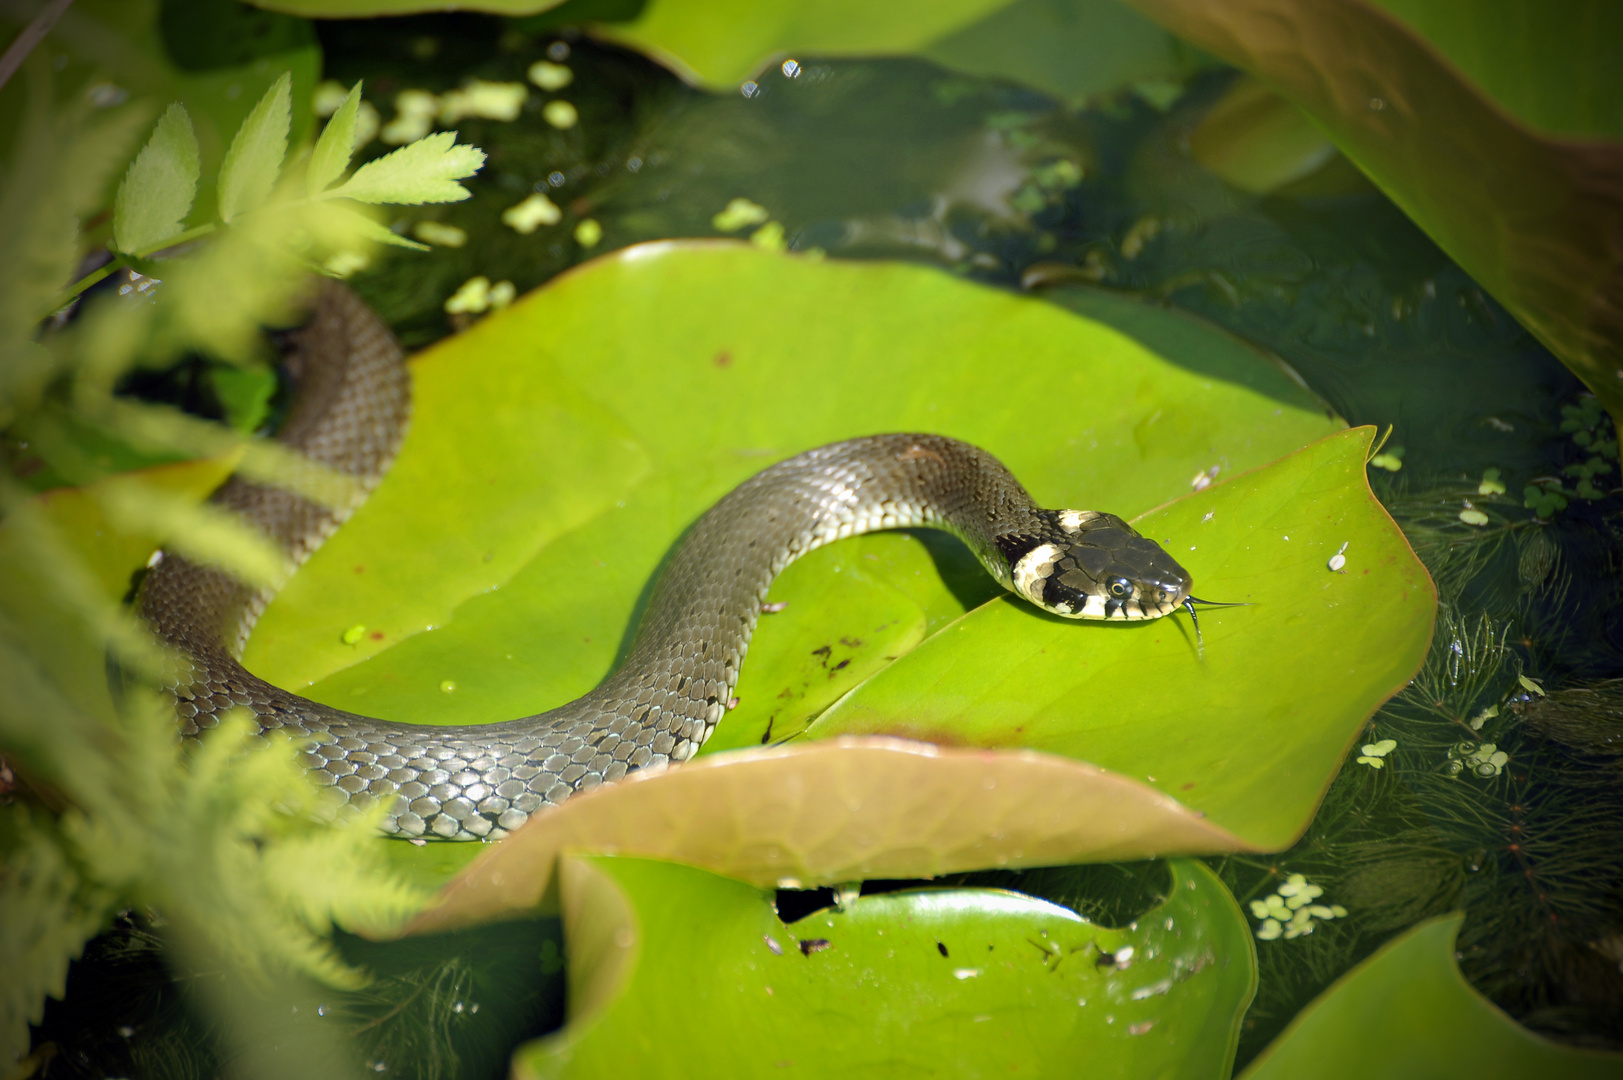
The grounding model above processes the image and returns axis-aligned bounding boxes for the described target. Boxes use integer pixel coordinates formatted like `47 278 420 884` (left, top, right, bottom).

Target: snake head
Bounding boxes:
997 509 1191 621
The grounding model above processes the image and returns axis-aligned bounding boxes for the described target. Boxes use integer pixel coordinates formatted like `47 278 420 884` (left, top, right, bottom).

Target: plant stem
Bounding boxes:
132 222 217 259
43 257 125 317
38 223 219 320
0 0 76 93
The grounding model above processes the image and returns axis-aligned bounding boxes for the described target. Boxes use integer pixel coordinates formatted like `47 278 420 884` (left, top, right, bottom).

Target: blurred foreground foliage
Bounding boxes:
0 36 486 1070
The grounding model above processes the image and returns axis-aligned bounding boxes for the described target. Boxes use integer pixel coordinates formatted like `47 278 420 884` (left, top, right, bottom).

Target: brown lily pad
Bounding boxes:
399 737 1248 935
1122 0 1623 423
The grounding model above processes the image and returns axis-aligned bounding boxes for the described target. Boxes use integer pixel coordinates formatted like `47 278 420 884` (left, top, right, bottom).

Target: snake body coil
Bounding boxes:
141 286 1194 841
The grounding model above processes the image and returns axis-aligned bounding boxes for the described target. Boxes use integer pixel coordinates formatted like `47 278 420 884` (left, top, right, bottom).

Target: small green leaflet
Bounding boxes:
93 479 288 589
0 811 114 1069
217 73 292 224
112 103 199 255
307 81 362 198
323 205 430 251
325 131 486 205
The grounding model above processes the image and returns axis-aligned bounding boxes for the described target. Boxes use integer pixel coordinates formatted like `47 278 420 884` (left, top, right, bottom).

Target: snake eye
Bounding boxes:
1107 577 1132 599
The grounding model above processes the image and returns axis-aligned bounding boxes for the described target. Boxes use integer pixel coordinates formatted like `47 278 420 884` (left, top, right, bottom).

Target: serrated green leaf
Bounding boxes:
320 204 430 250
1 81 146 362
307 81 362 198
0 808 113 1070
217 71 292 224
112 103 199 255
93 476 287 589
325 131 486 206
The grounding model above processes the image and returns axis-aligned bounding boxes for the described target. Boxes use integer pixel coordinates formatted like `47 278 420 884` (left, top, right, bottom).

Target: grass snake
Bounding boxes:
140 284 1199 841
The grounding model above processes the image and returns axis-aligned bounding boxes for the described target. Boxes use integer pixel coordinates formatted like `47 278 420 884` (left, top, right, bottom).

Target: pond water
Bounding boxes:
36 9 1623 1077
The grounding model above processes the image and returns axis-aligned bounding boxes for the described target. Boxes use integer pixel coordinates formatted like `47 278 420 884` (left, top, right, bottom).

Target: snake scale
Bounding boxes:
139 284 1197 841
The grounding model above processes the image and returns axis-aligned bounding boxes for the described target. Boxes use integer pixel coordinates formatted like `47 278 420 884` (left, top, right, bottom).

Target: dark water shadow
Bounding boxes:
777 860 1175 932
1031 282 1340 420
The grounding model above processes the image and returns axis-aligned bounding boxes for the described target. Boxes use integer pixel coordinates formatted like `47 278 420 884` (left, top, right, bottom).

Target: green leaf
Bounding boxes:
210 363 278 433
316 204 431 250
240 245 1341 722
807 426 1434 851
921 0 1210 105
1190 77 1337 194
157 0 316 73
325 131 486 206
249 0 578 14
214 246 1411 900
92 475 288 590
1368 0 1623 140
1 81 153 341
112 102 199 255
1239 914 1623 1079
1118 0 1623 430
594 0 1009 86
511 855 1254 1078
248 0 1004 73
307 81 362 198
216 71 291 224
0 809 114 1069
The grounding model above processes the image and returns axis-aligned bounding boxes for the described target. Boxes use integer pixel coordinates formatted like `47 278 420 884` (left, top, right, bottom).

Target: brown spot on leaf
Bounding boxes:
899 444 946 465
714 350 732 368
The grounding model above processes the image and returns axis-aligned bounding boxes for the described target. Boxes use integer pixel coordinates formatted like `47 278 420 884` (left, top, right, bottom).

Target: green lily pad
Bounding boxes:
1118 0 1623 425
245 244 1341 741
233 244 1384 893
593 0 1205 105
1366 0 1623 140
921 0 1211 107
511 854 1255 1078
249 0 1195 106
808 426 1435 851
1189 76 1337 195
581 0 1011 89
1240 913 1623 1079
247 0 569 16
